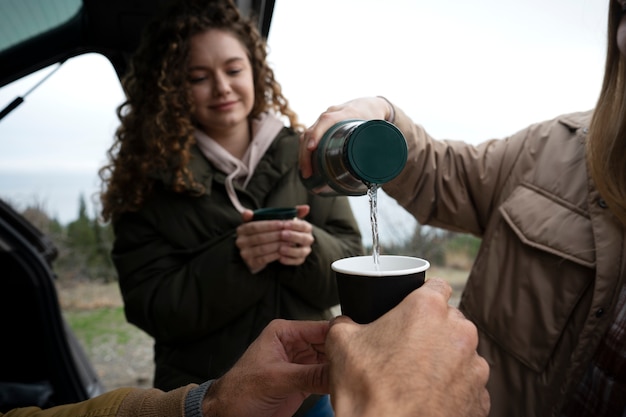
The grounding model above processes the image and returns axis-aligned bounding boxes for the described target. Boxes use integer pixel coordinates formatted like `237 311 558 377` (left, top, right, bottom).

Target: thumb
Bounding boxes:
325 315 358 359
421 277 452 302
296 204 310 219
241 209 255 222
283 363 329 395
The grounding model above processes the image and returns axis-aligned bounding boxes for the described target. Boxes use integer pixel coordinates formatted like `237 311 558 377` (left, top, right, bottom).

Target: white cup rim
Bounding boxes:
331 255 430 277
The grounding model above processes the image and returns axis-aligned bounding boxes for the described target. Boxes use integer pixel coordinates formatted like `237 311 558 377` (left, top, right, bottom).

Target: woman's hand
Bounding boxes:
236 205 313 273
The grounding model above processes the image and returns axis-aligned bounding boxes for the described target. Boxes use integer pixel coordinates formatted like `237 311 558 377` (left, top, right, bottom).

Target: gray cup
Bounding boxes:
332 255 430 324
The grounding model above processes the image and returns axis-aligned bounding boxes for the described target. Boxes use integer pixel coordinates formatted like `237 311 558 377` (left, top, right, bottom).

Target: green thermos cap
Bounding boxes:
346 120 407 184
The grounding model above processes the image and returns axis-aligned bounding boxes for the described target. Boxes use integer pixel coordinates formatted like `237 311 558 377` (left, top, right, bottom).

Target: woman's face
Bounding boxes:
188 29 255 136
617 0 626 55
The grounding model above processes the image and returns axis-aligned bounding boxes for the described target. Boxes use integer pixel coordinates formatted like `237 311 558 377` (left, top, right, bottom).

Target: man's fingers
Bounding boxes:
328 314 356 328
282 363 329 395
326 315 358 357
421 277 452 301
480 386 492 415
275 320 330 354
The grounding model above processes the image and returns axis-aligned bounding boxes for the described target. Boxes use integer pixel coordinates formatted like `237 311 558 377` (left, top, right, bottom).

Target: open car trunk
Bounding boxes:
0 199 104 412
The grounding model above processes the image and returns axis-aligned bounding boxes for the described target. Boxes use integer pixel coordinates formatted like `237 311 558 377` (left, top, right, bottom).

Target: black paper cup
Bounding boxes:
252 207 297 220
332 255 430 324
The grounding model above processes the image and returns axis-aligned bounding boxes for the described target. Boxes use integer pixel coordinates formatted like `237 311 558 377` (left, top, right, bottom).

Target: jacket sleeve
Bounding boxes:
0 386 193 417
274 194 364 309
382 104 528 236
112 211 273 343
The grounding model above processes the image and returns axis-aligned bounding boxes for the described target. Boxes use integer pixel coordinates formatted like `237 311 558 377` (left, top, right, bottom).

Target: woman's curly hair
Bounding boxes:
99 0 301 223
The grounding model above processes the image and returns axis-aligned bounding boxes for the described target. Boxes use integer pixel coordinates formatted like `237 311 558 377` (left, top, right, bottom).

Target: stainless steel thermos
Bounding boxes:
302 119 408 196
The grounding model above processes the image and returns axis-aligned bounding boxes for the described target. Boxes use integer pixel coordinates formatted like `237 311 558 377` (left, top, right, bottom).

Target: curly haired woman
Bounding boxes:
98 1 362 415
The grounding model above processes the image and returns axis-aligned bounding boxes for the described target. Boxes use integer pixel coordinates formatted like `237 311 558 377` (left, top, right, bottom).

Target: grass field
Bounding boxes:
58 282 154 389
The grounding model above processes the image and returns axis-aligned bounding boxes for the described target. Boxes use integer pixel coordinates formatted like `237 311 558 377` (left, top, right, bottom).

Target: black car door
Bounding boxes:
0 199 104 411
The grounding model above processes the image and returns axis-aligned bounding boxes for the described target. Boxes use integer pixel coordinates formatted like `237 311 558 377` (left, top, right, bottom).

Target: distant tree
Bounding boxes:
67 196 96 247
63 194 116 282
443 233 481 269
5 196 116 283
381 222 480 269
399 223 448 265
20 204 64 264
91 206 116 282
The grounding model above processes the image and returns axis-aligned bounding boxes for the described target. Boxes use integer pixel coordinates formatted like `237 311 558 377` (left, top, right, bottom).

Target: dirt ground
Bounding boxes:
56 266 469 391
56 281 155 390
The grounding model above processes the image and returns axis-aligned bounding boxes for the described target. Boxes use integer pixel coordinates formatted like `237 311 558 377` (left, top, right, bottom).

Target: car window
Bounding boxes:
0 0 82 52
0 53 123 223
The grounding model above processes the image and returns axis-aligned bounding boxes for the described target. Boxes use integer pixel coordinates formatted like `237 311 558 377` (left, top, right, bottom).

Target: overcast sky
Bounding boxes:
0 0 610 244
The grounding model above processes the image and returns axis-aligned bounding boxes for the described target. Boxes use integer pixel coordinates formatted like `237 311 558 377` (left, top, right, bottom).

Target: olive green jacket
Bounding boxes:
111 127 363 406
384 107 625 417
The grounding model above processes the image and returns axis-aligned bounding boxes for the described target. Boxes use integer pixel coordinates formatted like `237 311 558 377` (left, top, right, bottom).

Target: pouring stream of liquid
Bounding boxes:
368 184 380 267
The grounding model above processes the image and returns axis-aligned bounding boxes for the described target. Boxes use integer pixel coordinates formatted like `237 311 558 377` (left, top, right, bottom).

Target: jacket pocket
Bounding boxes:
500 185 595 268
462 184 595 373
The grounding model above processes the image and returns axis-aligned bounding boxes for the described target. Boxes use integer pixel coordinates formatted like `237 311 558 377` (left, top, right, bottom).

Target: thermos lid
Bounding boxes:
346 120 408 184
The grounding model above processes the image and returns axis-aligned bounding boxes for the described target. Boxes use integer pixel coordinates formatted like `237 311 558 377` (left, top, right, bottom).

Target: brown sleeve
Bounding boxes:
2 388 135 417
117 385 196 417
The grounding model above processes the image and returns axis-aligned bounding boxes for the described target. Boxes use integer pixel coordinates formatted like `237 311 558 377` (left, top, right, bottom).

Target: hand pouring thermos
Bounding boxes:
302 119 408 196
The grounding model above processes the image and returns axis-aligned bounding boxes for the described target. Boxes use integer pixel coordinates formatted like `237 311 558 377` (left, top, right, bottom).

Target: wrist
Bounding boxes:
333 395 393 417
185 380 215 417
332 381 417 417
332 384 388 417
